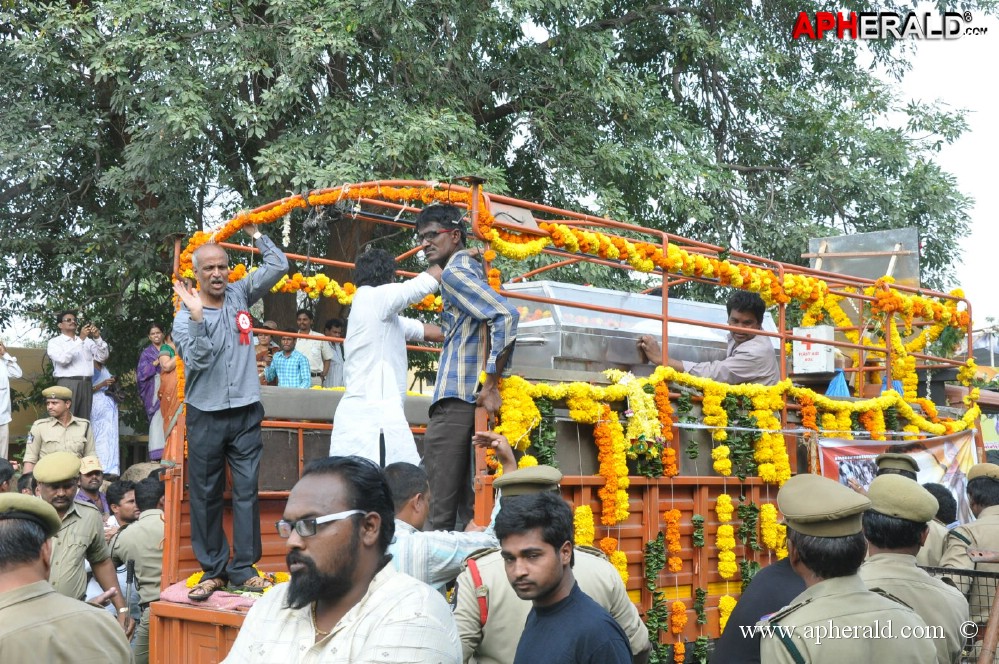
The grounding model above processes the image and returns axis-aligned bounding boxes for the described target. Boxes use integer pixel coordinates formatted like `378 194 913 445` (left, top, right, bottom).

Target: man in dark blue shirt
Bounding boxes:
495 491 631 664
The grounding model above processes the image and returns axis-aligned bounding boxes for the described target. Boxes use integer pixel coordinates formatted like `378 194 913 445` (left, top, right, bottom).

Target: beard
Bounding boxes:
284 524 360 610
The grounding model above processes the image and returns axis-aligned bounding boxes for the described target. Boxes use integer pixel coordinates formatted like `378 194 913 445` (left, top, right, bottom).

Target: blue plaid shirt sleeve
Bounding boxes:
445 255 519 374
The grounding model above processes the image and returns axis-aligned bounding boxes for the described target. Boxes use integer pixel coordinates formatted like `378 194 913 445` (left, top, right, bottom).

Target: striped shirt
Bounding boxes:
432 251 518 405
388 500 500 594
264 350 311 389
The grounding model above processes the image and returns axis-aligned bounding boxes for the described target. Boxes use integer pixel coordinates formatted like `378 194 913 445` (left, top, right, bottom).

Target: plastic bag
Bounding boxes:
825 369 850 397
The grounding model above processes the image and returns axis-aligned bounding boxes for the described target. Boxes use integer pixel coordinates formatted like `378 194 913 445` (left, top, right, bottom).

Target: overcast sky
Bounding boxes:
898 14 999 326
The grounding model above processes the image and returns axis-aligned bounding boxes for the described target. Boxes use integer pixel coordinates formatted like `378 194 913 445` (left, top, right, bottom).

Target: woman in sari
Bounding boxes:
91 360 120 474
158 334 184 447
136 323 167 460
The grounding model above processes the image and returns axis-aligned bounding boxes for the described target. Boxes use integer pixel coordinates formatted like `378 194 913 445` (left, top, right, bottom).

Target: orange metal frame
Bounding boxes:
159 179 979 634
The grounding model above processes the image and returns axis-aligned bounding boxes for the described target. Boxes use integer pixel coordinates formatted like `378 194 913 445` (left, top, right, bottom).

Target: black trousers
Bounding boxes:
423 398 476 531
57 376 92 421
186 402 264 585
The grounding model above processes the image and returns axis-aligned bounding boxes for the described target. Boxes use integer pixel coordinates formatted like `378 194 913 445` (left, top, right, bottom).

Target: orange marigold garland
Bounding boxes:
670 600 688 634
595 404 630 525
599 537 629 585
664 508 683 573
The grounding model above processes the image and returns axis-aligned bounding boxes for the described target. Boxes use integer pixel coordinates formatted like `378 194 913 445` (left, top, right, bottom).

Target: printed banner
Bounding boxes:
818 431 978 524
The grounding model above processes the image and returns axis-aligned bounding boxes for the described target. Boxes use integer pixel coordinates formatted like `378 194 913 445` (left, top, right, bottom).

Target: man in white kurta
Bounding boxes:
329 249 442 466
0 342 23 459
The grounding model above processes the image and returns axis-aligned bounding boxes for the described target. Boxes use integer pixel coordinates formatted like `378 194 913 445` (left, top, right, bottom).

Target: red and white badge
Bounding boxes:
236 310 253 345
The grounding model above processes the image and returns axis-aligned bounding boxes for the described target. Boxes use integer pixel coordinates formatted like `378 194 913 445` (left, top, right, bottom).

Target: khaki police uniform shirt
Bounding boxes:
51 500 111 600
939 504 999 623
859 552 969 664
111 509 165 606
916 520 949 567
759 574 936 663
23 415 97 465
453 546 650 664
0 580 133 664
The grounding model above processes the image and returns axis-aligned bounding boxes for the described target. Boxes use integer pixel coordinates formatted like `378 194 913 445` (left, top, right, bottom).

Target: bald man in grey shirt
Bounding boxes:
172 223 287 599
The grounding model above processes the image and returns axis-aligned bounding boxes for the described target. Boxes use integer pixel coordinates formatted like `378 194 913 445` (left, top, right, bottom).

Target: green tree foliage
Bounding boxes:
0 0 980 356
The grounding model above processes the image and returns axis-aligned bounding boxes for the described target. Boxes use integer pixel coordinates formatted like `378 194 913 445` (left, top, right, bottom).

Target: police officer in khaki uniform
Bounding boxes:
939 462 999 627
875 452 919 479
22 385 97 474
34 451 134 637
112 476 166 664
859 474 969 664
759 473 935 663
0 492 134 662
453 465 651 664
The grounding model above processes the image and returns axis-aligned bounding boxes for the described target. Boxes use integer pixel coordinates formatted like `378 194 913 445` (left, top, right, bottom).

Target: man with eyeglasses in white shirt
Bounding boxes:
223 456 461 663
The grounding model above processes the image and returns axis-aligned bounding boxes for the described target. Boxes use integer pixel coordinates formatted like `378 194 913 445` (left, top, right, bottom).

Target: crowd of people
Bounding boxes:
2 206 997 663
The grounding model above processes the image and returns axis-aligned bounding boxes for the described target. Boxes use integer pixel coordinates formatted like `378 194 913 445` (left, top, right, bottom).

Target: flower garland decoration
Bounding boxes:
670 600 688 635
760 503 788 559
711 445 733 476
574 506 595 547
599 536 629 585
718 595 738 633
694 587 708 625
662 447 679 478
701 383 729 441
517 455 538 468
605 369 662 462
692 514 705 547
595 404 631 525
495 375 542 450
715 494 738 580
673 641 686 664
750 389 792 485
664 508 683 573
799 393 817 431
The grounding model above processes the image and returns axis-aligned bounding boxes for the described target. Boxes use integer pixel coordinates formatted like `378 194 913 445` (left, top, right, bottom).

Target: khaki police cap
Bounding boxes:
41 386 73 401
0 494 62 538
777 473 871 537
875 453 919 474
867 474 938 523
968 463 999 482
79 456 103 475
493 465 563 496
33 452 82 484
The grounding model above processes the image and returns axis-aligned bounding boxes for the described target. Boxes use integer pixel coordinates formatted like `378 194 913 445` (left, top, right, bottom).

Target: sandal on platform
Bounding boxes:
188 577 226 602
233 575 274 593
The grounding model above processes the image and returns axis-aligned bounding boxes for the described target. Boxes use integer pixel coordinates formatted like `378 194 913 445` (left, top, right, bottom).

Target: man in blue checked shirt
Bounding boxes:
416 204 519 531
265 331 312 389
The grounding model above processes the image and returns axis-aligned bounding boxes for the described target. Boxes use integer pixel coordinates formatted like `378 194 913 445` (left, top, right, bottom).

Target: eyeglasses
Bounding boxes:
415 228 454 244
275 509 364 538
61 318 77 324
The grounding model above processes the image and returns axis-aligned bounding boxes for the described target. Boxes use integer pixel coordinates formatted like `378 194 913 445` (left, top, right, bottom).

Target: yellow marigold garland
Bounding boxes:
716 494 738 580
711 445 732 476
718 595 738 633
574 506 595 547
760 503 788 560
